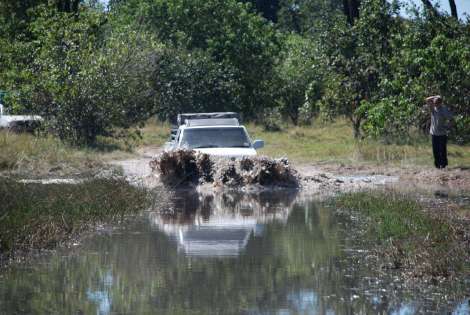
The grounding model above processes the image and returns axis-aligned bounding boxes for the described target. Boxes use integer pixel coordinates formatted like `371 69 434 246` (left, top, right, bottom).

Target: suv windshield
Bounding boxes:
180 127 251 149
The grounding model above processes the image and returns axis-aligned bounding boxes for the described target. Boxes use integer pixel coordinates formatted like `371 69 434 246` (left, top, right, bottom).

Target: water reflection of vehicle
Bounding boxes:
149 190 297 257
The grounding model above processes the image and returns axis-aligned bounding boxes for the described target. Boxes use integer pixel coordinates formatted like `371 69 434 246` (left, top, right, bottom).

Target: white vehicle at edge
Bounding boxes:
0 103 42 130
165 112 264 158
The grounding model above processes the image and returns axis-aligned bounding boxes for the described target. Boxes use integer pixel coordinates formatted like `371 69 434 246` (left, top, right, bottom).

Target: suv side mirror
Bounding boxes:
252 139 264 149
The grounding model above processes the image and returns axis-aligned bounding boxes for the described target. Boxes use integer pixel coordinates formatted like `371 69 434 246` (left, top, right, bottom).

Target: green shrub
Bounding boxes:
261 107 283 131
9 6 159 145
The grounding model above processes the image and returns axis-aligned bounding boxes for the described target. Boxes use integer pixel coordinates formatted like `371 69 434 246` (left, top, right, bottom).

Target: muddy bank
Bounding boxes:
297 163 470 191
117 149 399 192
0 157 117 180
334 190 470 278
114 146 470 193
326 189 470 313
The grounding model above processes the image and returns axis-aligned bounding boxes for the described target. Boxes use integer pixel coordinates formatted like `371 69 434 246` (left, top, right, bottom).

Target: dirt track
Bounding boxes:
114 146 470 192
297 163 470 191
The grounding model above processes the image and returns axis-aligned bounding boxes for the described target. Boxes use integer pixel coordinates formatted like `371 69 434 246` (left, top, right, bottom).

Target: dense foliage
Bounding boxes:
0 0 468 144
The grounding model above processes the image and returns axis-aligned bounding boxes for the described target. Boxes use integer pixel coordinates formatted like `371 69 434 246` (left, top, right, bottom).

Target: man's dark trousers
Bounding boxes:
432 135 448 168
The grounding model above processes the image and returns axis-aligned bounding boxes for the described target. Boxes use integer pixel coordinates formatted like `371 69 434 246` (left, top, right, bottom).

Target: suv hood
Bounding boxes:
194 147 257 158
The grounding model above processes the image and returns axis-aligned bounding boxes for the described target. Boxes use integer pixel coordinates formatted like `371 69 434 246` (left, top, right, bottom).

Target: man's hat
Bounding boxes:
425 95 442 102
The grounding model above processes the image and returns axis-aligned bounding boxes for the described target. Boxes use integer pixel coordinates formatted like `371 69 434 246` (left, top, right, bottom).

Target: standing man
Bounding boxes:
425 95 454 169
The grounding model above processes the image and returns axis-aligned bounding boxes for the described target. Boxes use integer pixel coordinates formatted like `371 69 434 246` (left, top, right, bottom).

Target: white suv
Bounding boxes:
166 113 264 158
0 103 43 130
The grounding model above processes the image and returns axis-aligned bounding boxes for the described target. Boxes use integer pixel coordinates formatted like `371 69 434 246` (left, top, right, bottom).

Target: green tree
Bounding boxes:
318 0 399 138
152 49 242 121
242 0 280 23
275 34 322 125
381 14 470 142
0 1 47 100
112 0 282 119
9 5 159 144
277 0 343 34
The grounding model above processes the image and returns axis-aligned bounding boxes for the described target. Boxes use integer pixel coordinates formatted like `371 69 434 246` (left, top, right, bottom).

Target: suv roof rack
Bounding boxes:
177 112 240 126
185 118 239 127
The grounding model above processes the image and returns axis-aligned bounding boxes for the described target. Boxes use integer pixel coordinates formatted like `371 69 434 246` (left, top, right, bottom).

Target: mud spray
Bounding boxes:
149 149 300 188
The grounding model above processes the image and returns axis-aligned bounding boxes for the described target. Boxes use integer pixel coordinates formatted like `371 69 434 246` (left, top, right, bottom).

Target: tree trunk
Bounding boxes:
291 11 301 33
289 110 299 126
72 0 80 13
421 0 439 16
350 116 362 139
342 0 353 24
57 0 80 13
342 0 361 25
353 121 361 139
449 0 458 19
421 0 434 9
349 0 360 21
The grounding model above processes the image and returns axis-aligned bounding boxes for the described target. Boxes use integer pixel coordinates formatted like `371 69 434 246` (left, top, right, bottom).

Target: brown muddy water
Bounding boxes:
0 189 469 315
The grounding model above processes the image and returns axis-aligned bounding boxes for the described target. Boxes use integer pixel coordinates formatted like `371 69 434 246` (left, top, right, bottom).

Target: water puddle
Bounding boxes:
0 190 468 314
336 174 399 185
17 178 84 185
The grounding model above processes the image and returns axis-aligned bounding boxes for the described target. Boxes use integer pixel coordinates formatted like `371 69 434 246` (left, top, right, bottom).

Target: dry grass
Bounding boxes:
0 131 105 176
2 118 468 176
0 120 172 176
138 118 470 168
248 119 470 168
138 118 172 147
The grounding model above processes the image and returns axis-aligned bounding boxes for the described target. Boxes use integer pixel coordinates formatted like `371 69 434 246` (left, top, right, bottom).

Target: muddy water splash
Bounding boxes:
0 190 468 314
149 150 300 188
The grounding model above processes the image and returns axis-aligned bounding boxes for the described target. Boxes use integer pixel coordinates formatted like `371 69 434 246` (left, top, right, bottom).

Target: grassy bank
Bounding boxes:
2 119 469 174
0 178 150 264
334 191 469 279
248 120 470 167
0 131 104 176
137 119 172 147
0 120 170 177
138 118 470 167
